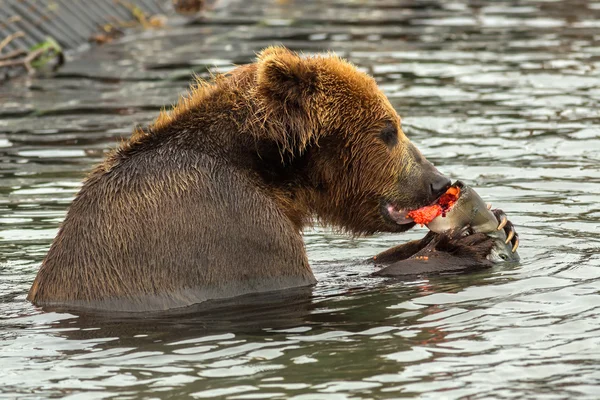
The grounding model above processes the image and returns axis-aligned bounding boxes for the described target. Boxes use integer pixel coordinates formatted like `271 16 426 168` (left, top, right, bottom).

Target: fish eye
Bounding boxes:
379 121 398 148
500 253 509 261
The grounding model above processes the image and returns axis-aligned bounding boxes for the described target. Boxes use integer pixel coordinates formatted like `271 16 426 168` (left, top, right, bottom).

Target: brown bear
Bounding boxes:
27 46 452 312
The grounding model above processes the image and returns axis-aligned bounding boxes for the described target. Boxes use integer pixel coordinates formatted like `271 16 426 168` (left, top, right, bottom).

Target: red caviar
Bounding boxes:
407 186 461 225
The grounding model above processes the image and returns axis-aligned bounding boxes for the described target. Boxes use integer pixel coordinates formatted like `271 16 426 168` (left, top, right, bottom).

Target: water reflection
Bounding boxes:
3 276 513 396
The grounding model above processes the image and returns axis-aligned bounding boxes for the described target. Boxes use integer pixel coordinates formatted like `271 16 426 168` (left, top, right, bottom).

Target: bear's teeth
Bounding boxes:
386 204 413 225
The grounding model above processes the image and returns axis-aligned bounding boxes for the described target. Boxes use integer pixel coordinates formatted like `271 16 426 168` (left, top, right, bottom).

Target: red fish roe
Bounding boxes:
407 186 461 225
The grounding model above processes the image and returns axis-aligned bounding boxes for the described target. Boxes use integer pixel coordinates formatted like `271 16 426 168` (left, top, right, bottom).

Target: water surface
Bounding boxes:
1 0 600 398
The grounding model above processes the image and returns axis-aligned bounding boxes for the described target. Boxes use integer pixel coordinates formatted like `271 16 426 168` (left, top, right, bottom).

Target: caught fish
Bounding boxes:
373 181 519 277
426 181 519 262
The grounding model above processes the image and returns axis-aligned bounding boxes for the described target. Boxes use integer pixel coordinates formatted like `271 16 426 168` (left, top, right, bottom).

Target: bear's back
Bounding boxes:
28 148 315 311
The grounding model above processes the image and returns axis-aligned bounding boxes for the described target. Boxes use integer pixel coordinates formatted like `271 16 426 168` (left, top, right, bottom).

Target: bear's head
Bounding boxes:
250 47 451 234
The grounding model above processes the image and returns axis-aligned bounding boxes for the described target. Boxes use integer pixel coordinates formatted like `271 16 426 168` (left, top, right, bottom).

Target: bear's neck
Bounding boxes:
114 85 319 231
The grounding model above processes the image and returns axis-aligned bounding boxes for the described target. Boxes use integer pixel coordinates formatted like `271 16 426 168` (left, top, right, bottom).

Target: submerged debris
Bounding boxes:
0 0 173 81
0 33 63 77
90 0 169 45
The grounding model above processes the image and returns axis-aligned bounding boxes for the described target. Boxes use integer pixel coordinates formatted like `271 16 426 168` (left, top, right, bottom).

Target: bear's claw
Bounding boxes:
497 215 508 230
492 208 519 253
505 228 515 244
512 237 520 253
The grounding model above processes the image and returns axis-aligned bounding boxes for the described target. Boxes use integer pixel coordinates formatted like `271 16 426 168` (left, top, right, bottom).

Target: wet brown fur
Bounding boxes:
28 47 445 311
373 230 495 277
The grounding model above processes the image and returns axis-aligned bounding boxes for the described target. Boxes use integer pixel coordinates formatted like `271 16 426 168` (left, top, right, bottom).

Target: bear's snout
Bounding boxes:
428 170 451 201
403 142 451 205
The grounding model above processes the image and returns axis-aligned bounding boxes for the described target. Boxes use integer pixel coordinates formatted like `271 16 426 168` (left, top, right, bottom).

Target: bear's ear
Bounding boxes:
256 46 319 106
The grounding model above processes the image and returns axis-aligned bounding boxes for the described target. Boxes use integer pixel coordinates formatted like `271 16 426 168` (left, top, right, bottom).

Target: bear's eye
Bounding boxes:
379 122 398 148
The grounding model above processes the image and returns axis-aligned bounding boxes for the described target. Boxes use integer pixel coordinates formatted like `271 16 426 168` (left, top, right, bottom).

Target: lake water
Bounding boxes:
1 0 599 398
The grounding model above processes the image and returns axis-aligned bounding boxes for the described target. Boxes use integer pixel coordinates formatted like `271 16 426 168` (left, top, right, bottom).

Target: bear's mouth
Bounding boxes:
384 182 463 226
384 203 414 225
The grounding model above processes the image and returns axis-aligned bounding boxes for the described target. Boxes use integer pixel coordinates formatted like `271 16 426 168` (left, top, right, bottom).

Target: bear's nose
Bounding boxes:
429 173 452 200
